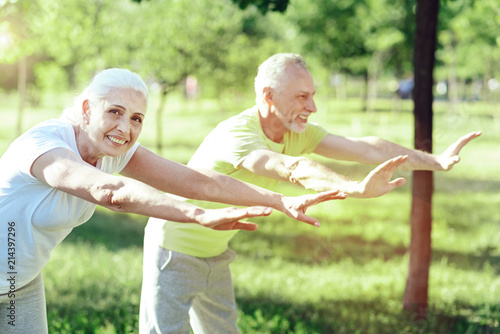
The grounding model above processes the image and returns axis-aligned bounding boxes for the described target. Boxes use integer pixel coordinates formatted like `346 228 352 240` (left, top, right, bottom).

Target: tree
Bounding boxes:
436 0 500 103
231 0 289 14
133 0 254 153
403 0 439 319
286 0 414 110
0 0 41 136
34 0 132 88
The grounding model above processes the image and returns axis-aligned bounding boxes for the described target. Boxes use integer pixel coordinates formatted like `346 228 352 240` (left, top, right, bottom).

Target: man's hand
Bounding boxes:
351 155 408 198
436 131 481 171
280 190 347 227
196 206 273 231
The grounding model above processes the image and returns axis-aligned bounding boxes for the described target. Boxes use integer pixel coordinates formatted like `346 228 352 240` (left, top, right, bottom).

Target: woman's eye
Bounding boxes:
132 117 143 123
109 109 121 115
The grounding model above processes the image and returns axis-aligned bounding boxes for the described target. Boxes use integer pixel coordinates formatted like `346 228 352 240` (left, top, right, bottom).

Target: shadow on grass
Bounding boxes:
46 280 499 334
432 249 500 275
64 209 147 251
232 228 406 266
67 205 499 274
232 231 500 274
46 279 140 333
45 279 499 334
236 295 499 334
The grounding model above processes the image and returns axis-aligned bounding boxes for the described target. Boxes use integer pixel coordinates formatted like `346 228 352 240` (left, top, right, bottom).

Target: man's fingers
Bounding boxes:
451 156 460 164
450 131 481 155
377 155 408 172
389 177 406 189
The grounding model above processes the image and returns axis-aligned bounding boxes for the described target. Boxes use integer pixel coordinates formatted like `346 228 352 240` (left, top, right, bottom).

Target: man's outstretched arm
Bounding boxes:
313 131 481 171
241 149 408 198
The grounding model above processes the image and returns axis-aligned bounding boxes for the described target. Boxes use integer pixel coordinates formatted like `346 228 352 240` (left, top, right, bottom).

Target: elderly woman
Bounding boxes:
0 68 344 333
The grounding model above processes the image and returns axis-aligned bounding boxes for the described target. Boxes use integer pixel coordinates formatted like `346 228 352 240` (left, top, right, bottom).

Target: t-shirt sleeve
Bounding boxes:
217 119 270 169
15 127 74 179
301 122 329 154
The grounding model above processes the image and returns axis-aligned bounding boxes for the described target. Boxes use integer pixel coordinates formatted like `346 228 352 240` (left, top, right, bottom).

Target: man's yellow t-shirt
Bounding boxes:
146 106 328 257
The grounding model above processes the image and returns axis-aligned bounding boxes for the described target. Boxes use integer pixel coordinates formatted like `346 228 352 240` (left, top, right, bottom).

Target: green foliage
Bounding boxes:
231 0 290 14
2 0 500 99
436 0 500 81
33 62 69 92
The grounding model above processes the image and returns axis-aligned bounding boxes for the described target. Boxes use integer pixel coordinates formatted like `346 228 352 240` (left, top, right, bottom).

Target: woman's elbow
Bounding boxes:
90 181 129 212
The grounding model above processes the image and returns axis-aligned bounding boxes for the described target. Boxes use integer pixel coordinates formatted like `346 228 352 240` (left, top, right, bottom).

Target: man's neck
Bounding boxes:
257 107 287 143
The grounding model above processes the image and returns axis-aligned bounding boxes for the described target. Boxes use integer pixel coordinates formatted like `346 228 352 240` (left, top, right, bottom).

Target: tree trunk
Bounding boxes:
16 56 27 137
367 51 382 113
447 44 458 113
156 84 168 154
403 0 439 319
361 71 368 111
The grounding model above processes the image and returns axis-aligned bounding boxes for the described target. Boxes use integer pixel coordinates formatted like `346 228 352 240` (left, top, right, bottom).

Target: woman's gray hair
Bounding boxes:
61 68 149 124
254 53 308 104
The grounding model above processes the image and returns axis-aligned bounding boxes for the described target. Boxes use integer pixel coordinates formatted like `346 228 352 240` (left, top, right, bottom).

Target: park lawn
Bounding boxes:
0 91 499 333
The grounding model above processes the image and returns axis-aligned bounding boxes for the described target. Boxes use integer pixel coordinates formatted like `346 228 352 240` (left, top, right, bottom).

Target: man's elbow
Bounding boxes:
286 157 310 186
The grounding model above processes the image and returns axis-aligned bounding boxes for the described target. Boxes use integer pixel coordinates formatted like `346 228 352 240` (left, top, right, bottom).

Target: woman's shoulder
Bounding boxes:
31 118 73 132
24 118 75 140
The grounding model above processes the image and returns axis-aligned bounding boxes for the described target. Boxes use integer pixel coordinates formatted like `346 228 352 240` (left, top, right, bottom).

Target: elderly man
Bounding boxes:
139 53 480 334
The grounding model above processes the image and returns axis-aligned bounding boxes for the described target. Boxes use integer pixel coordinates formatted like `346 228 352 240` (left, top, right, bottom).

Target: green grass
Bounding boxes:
1 90 499 333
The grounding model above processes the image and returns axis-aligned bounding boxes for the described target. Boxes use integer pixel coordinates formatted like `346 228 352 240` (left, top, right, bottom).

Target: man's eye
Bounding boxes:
133 117 143 123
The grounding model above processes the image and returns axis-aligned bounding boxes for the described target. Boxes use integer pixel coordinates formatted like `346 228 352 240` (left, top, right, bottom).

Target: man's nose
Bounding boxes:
307 97 317 113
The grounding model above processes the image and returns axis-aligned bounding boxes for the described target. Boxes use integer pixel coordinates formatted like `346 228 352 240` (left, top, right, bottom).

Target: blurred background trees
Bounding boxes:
1 0 498 110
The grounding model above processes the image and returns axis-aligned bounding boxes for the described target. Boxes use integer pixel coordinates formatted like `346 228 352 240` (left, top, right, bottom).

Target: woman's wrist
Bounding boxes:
183 205 205 224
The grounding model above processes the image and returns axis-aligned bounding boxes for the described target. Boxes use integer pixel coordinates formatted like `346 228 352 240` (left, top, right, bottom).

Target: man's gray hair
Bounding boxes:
254 53 308 103
61 68 149 124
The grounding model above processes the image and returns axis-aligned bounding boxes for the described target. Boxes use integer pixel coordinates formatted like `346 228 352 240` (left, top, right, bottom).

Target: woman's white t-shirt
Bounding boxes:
0 119 139 294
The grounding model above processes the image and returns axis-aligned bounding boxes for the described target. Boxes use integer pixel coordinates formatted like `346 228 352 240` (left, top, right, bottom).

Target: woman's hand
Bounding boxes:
195 206 273 231
280 190 347 227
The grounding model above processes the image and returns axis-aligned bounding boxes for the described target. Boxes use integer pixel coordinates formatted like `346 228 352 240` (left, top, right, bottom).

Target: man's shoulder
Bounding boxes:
218 107 259 130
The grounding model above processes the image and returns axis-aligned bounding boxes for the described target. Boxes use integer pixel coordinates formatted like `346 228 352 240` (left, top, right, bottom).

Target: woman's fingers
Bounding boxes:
202 206 271 230
296 190 347 208
293 211 321 227
211 220 259 231
224 206 273 221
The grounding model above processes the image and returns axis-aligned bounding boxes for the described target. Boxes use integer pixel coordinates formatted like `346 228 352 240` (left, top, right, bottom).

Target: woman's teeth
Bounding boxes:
108 136 126 145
